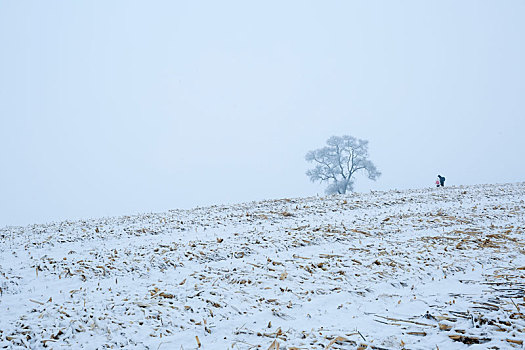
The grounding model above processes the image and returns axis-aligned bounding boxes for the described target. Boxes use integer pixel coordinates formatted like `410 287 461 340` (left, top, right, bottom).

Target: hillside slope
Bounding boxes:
1 183 525 349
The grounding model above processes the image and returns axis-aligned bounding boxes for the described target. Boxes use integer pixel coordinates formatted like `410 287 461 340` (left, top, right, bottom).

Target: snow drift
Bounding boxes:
1 183 524 349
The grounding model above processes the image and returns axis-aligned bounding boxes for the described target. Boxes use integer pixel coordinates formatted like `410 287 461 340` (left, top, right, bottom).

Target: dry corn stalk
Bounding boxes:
439 323 452 331
267 339 280 350
195 335 201 348
325 336 351 349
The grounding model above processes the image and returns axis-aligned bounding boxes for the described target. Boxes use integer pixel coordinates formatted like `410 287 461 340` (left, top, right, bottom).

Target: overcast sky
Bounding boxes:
1 1 524 227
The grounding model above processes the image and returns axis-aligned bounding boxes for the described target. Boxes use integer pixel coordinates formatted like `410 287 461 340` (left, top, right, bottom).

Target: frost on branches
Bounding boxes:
305 135 381 194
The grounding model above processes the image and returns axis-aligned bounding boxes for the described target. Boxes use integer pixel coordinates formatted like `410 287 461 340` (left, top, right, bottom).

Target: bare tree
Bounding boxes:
305 135 381 194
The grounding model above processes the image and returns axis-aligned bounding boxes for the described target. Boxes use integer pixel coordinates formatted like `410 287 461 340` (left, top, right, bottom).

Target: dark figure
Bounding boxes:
437 175 445 187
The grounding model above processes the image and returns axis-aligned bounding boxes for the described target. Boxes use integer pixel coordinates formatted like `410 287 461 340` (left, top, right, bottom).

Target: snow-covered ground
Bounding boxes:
1 183 524 349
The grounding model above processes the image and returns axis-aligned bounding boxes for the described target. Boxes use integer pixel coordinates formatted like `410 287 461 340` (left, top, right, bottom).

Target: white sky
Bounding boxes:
1 1 524 226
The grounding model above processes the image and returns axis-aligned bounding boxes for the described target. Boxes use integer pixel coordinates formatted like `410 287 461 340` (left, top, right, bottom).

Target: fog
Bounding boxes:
1 1 524 226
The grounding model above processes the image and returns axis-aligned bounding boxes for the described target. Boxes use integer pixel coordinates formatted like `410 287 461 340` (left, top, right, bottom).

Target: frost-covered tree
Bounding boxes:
305 135 381 194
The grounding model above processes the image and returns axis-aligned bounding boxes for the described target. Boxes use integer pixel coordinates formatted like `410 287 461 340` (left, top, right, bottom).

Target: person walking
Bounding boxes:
437 175 445 187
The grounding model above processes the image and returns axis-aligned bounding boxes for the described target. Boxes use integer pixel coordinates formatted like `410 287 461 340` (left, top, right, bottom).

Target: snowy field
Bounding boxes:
1 183 524 349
